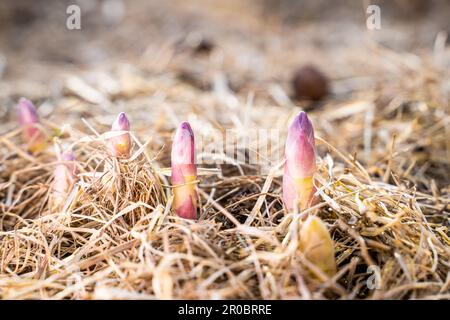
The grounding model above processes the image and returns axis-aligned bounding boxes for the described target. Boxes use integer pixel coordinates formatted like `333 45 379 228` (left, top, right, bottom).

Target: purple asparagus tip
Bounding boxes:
17 97 46 153
18 98 39 125
108 112 131 158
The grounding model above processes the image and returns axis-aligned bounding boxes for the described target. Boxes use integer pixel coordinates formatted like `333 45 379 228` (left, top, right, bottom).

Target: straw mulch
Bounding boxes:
0 2 449 300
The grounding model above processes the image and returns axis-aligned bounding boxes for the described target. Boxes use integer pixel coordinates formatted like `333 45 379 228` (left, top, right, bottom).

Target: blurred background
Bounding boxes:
0 0 449 83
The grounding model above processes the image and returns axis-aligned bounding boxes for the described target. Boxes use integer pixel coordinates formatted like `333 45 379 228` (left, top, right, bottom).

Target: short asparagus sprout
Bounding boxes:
299 215 337 277
51 150 77 210
108 112 131 158
17 97 47 153
171 121 198 220
282 111 317 212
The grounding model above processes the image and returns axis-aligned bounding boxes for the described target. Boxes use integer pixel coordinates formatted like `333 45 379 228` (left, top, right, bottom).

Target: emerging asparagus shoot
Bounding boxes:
17 97 47 153
299 215 337 277
282 111 317 212
171 121 198 220
108 112 131 158
51 150 77 210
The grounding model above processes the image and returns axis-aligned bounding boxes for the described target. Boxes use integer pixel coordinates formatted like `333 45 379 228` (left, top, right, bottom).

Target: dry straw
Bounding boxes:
0 40 449 300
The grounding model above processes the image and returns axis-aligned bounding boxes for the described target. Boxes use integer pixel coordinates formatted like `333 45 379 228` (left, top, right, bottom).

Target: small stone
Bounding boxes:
292 64 329 101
